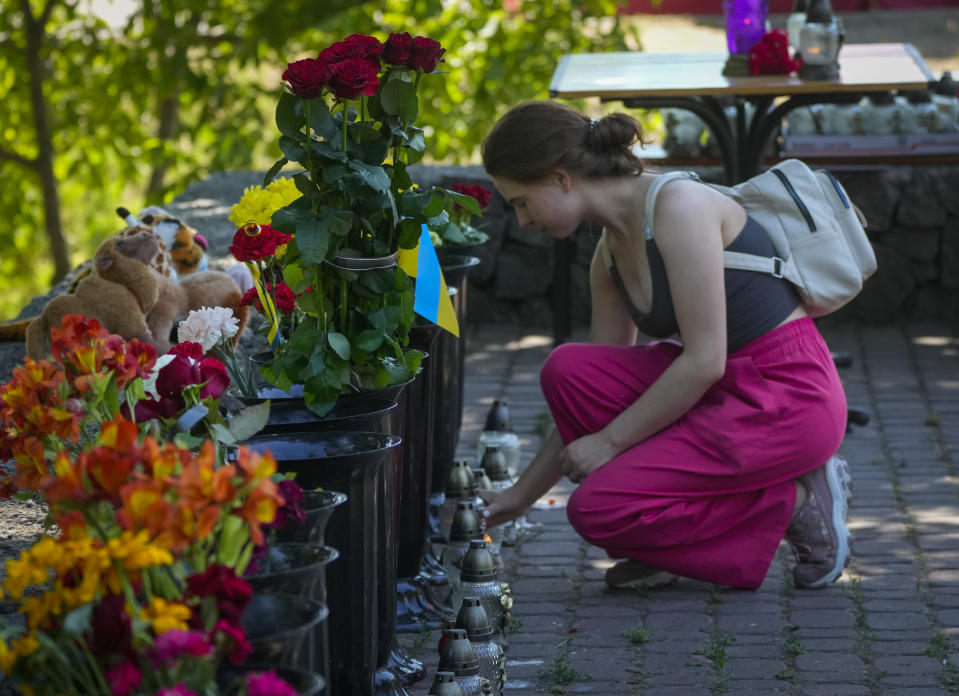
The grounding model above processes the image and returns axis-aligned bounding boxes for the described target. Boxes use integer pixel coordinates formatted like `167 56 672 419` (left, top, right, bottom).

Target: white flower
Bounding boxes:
177 306 239 352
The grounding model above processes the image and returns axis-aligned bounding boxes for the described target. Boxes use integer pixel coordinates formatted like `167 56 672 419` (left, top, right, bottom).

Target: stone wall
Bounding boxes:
411 162 959 331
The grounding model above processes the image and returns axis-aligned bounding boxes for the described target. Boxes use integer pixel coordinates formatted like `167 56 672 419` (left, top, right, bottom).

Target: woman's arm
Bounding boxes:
481 239 641 526
560 182 730 483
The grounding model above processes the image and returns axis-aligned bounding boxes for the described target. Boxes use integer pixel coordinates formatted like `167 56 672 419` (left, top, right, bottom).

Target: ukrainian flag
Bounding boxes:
397 225 459 337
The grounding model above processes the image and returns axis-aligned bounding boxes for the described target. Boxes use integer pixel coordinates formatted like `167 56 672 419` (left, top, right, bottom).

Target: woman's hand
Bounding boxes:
559 431 618 484
478 486 531 529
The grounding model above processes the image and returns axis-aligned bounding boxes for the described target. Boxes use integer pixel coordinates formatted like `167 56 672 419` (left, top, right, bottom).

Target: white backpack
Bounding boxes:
645 159 877 317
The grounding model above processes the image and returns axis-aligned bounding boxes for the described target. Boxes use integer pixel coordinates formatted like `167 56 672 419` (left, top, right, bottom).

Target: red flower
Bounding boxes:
328 58 380 100
240 283 297 314
88 594 133 657
748 30 802 76
197 358 228 400
186 564 252 624
407 36 445 73
267 478 306 531
383 32 414 66
211 619 253 665
451 182 493 211
149 630 211 667
282 58 332 99
229 224 291 263
319 34 384 64
169 342 204 360
105 662 142 696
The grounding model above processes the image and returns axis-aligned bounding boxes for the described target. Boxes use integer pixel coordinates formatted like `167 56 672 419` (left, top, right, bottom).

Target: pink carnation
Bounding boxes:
105 662 142 696
246 670 299 696
149 629 212 667
156 687 198 696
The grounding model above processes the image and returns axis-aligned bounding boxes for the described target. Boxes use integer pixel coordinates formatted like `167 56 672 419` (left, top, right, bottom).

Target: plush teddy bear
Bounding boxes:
136 206 209 277
25 231 161 358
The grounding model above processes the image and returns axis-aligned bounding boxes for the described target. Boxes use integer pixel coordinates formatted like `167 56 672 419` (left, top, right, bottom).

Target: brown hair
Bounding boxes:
481 101 645 182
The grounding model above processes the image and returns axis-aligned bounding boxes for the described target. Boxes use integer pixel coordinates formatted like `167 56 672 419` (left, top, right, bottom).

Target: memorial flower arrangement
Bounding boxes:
228 32 468 415
0 315 293 695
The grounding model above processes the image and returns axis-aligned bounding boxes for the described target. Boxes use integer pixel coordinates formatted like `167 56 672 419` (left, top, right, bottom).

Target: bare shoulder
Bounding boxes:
653 177 738 233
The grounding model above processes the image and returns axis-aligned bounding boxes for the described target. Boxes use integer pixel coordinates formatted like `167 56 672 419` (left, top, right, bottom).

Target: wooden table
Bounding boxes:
549 43 936 184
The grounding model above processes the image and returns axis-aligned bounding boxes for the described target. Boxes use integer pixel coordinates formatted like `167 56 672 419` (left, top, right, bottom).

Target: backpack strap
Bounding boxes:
643 171 700 240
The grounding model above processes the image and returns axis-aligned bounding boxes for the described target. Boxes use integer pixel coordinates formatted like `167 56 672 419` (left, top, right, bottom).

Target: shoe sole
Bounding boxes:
606 570 678 591
804 455 852 588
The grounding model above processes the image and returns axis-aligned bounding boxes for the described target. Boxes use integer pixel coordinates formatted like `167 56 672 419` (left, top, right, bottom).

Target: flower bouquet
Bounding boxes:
229 32 469 415
0 315 310 695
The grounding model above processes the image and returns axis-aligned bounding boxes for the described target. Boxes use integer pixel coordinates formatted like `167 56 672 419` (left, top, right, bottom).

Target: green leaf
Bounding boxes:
307 97 337 140
423 192 445 217
293 172 319 199
212 423 238 445
276 92 304 137
327 331 351 360
399 189 433 217
379 78 419 123
398 219 422 249
443 187 482 216
62 604 93 636
227 401 271 441
264 158 289 186
354 329 385 352
279 135 308 163
347 160 391 193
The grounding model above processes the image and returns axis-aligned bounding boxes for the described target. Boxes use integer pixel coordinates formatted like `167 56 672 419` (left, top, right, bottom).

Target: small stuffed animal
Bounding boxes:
137 206 209 277
25 231 161 358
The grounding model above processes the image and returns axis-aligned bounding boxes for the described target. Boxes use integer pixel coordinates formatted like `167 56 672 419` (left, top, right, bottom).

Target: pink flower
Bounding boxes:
246 670 299 696
106 661 142 696
211 619 253 665
186 564 253 625
148 629 211 666
168 342 205 359
156 687 198 696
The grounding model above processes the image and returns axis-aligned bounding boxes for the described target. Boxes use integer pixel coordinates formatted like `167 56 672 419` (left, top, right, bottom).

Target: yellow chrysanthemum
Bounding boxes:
21 590 63 630
12 633 40 658
3 555 49 601
108 530 173 572
228 178 301 227
143 597 191 635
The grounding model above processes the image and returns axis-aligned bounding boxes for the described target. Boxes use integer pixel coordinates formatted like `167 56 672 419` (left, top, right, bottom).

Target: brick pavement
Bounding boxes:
400 319 959 695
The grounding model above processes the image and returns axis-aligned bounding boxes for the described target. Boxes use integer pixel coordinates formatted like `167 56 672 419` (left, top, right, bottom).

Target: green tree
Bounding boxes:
0 0 636 322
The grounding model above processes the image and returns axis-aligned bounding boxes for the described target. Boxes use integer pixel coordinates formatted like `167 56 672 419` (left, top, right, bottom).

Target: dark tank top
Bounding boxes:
606 215 800 352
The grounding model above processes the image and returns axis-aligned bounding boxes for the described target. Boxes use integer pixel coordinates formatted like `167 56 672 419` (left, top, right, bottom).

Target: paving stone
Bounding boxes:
725 657 788 679
790 609 856 628
867 611 932 630
716 613 785 633
794 651 866 672
874 655 945 675
799 685 871 695
643 611 710 632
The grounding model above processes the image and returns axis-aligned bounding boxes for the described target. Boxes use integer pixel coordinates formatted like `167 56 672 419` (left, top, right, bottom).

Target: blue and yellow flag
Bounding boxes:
397 225 459 337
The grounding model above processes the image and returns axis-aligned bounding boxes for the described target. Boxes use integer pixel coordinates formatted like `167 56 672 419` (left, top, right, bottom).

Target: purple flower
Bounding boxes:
246 670 299 696
148 629 211 667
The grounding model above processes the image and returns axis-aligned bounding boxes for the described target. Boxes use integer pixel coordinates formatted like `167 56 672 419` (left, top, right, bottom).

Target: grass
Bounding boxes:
624 624 653 645
698 633 734 670
537 655 592 687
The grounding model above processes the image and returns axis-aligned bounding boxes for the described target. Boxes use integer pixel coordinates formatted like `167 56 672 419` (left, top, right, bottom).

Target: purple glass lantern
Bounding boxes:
724 0 770 55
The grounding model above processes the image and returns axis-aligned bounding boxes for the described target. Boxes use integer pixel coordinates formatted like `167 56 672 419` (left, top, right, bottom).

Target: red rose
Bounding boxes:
156 354 197 396
187 564 252 624
229 224 291 262
407 36 445 73
748 30 801 76
282 58 331 99
169 342 205 360
240 283 297 314
328 58 380 100
383 32 414 66
198 358 228 400
320 34 384 64
451 182 493 211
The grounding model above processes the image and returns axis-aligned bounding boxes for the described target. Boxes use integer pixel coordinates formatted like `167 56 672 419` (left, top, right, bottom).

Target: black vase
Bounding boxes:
277 490 347 547
395 326 452 639
243 592 327 669
231 385 397 437
242 431 401 696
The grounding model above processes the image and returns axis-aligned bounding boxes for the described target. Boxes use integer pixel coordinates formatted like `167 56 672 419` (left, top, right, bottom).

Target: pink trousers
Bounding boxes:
542 318 847 589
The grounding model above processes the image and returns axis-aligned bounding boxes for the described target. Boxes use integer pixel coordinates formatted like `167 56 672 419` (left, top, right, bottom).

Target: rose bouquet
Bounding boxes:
431 182 492 247
229 32 467 415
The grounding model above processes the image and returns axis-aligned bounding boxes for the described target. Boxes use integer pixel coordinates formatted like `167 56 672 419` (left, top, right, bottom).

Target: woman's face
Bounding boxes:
491 173 579 239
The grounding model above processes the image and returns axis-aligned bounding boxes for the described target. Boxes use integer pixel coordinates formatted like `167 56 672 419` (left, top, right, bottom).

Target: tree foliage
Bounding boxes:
0 0 637 321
